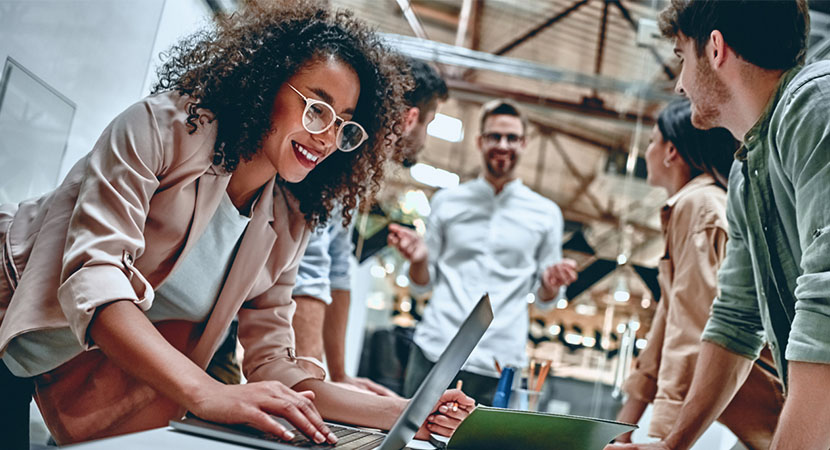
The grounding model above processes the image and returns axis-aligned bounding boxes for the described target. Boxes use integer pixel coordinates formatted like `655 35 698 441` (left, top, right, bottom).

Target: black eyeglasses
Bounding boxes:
481 132 524 147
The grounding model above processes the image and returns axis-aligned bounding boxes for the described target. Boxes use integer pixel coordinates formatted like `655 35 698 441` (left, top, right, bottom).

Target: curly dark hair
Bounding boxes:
152 0 411 226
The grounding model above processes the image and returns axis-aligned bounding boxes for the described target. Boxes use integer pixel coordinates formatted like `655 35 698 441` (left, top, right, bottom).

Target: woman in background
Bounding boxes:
610 99 784 449
0 2 471 447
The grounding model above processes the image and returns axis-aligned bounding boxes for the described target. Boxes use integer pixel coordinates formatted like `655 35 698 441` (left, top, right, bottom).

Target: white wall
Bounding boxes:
142 0 213 96
1 1 214 442
0 0 211 189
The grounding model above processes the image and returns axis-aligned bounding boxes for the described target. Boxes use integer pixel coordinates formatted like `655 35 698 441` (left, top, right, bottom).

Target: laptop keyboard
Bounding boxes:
256 423 386 449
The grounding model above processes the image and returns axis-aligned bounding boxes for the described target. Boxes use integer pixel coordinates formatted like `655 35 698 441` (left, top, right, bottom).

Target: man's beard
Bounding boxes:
690 56 730 130
484 149 517 178
397 133 423 167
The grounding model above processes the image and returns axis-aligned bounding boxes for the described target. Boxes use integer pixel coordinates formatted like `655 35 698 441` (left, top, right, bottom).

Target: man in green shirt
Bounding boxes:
606 1 830 449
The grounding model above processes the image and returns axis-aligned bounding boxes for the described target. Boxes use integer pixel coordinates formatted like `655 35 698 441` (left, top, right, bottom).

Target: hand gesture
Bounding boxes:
387 223 427 263
542 258 578 292
189 381 337 445
415 388 476 439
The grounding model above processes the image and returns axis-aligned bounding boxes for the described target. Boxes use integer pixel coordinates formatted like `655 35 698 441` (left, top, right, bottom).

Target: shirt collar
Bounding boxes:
737 65 803 161
476 176 523 197
661 173 718 229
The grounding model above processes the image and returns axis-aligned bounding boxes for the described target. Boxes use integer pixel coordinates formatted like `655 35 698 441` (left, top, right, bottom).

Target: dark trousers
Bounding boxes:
206 320 241 385
1 359 34 449
402 344 499 406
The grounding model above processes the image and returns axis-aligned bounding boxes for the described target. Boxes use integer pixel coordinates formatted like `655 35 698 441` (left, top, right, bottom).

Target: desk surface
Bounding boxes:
65 427 438 450
65 428 248 449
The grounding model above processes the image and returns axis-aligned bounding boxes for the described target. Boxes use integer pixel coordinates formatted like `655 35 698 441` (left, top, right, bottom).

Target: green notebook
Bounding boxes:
442 406 636 450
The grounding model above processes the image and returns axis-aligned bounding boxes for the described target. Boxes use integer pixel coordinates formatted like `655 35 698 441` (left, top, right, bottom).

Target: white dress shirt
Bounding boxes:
412 177 564 377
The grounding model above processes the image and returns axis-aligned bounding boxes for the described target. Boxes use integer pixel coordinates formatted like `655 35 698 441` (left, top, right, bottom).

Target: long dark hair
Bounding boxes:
657 99 737 188
152 1 411 226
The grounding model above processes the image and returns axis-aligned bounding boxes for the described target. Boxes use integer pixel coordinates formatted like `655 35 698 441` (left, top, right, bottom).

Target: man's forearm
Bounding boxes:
294 378 407 430
770 361 830 449
293 295 327 362
408 259 430 286
662 341 753 450
614 397 649 442
323 290 350 380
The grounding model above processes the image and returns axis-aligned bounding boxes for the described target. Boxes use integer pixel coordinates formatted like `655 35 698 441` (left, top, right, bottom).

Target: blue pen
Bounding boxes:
492 366 515 408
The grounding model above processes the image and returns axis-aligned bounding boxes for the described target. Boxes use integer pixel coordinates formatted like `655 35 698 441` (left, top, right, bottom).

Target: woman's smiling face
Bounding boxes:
260 56 361 183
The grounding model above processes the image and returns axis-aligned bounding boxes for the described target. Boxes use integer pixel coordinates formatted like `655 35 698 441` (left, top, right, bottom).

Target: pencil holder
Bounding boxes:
508 387 542 411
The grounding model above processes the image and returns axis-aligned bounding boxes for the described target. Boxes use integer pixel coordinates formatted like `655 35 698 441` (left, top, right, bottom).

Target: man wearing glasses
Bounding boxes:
389 99 578 405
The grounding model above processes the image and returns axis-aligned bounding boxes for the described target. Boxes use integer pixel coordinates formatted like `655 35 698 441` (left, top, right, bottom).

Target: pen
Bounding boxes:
529 358 537 389
493 357 502 375
535 360 551 392
450 380 463 412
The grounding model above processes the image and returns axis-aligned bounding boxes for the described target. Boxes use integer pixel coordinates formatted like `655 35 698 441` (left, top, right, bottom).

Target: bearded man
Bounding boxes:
388 99 577 405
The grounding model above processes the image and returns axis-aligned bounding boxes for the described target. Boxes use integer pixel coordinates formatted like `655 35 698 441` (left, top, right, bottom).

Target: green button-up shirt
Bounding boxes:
701 61 830 388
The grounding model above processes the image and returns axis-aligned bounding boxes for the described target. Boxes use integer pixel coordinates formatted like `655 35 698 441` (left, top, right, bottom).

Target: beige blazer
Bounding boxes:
0 92 323 444
622 174 783 449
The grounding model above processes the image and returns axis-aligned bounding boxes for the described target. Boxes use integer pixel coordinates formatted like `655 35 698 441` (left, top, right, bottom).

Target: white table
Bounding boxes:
65 427 439 449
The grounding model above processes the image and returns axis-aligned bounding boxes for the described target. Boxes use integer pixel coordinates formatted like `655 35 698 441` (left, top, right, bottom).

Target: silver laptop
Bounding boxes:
170 294 494 450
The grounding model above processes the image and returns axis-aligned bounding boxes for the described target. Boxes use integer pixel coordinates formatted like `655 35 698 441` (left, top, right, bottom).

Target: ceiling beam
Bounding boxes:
446 77 657 126
395 0 429 40
383 32 677 103
609 0 676 80
535 122 622 152
454 0 475 48
411 3 459 28
594 0 610 79
549 134 611 217
493 0 591 56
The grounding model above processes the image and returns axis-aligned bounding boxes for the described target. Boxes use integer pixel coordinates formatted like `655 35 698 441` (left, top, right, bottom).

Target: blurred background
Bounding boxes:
2 1 829 447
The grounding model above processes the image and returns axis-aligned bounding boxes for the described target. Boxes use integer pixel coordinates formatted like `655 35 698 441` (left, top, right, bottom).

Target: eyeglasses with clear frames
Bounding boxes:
287 83 368 152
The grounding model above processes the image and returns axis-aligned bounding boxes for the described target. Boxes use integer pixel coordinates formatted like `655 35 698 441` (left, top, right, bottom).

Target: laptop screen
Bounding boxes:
377 294 493 450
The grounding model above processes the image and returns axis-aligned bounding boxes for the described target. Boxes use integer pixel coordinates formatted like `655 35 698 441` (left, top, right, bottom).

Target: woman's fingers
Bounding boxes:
263 399 332 444
248 411 296 441
260 385 336 444
437 403 468 420
297 389 316 401
426 414 458 437
429 413 461 428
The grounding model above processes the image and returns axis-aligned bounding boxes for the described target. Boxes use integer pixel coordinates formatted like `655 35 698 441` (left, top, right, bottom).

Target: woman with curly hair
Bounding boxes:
0 2 472 447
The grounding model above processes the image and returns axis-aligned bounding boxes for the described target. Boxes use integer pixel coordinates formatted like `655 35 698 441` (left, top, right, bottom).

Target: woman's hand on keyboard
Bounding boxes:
416 388 475 438
189 381 338 445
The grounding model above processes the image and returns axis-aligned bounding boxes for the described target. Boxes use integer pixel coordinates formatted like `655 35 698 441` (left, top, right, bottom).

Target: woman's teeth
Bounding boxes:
297 144 319 162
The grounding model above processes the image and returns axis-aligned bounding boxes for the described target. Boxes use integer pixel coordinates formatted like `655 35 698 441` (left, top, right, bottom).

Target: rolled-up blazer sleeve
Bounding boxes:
57 99 167 348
